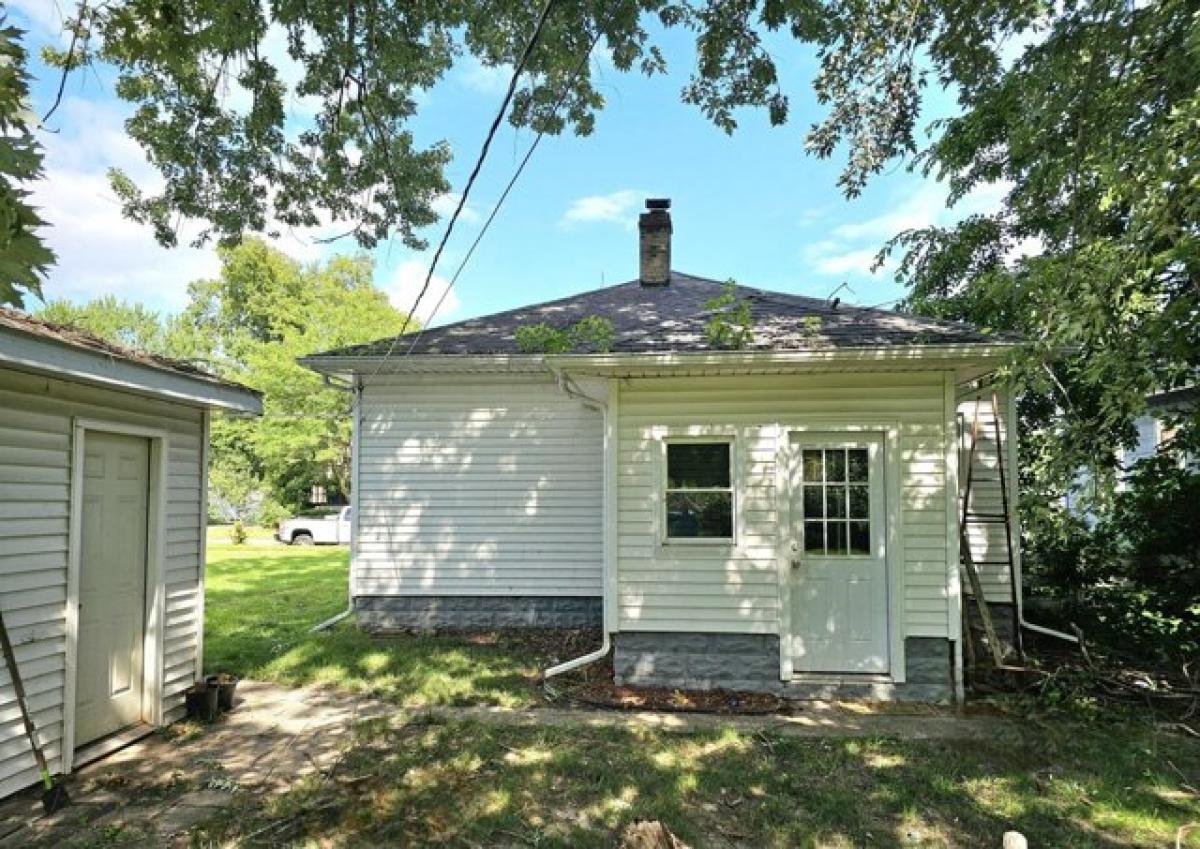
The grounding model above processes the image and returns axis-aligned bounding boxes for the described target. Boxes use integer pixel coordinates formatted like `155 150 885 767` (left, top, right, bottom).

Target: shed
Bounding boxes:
0 309 261 799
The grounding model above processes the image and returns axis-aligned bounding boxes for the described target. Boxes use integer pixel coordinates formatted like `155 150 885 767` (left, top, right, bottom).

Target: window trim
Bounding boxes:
660 434 737 545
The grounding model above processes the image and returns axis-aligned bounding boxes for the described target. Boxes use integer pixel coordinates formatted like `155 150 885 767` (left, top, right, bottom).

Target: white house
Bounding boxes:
0 310 261 799
303 199 1023 701
1062 386 1197 518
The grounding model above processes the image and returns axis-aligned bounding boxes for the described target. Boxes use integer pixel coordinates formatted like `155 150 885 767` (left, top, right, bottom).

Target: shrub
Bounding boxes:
229 520 248 545
515 316 615 354
703 280 753 349
1026 451 1200 663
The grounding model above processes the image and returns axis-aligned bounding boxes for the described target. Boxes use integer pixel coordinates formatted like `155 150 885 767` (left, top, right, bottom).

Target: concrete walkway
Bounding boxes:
0 681 1018 847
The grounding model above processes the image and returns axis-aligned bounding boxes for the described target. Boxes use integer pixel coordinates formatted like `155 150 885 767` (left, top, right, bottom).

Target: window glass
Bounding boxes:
665 442 733 539
802 450 823 482
666 492 733 538
848 449 868 482
800 446 872 555
666 443 731 489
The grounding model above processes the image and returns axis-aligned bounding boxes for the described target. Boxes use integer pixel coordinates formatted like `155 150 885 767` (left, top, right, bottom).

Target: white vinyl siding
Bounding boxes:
0 368 205 799
355 376 603 597
616 372 953 638
957 390 1018 604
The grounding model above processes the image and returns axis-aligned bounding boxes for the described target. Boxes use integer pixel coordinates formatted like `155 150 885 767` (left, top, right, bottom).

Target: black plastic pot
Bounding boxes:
185 681 219 722
216 674 239 711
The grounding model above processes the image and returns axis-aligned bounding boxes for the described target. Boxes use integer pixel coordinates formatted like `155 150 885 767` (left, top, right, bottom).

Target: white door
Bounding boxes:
788 434 889 674
76 431 150 745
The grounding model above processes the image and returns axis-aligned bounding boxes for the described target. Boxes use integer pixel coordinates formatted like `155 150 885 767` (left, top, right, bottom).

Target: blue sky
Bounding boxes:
11 3 1003 328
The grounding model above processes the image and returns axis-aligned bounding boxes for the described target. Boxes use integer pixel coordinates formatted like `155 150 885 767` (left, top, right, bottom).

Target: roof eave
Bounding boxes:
548 343 1021 372
301 342 1022 379
0 328 263 414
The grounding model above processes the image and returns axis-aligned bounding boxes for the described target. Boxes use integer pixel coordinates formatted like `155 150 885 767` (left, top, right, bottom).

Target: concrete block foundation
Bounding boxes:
354 595 601 631
613 632 956 702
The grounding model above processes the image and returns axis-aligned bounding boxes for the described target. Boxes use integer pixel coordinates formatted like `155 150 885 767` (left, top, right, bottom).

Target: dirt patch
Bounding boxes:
551 656 785 715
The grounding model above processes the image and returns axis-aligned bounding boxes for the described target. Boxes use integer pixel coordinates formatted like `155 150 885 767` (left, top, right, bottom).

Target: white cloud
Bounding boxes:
805 180 1024 281
806 244 888 277
381 260 461 326
560 189 645 228
30 98 220 311
8 0 67 38
458 56 513 95
27 95 354 312
431 192 480 224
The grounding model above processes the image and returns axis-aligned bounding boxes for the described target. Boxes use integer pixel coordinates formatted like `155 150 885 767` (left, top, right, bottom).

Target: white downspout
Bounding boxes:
543 365 612 678
1003 386 1080 644
311 376 361 632
958 374 1079 646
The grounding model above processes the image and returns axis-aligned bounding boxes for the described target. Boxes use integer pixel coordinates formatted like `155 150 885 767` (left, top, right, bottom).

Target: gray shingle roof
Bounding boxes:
313 271 1002 358
0 307 260 395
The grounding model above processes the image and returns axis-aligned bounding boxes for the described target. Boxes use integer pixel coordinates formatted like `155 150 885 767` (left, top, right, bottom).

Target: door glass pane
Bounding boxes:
667 443 730 488
827 521 848 554
848 449 868 482
849 485 869 519
666 491 732 538
803 485 824 518
804 521 825 553
826 449 846 482
827 486 846 518
802 450 823 482
798 445 872 557
849 521 870 554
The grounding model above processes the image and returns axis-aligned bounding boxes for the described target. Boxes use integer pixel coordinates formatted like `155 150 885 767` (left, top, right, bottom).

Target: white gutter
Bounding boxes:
301 343 1025 379
542 365 612 679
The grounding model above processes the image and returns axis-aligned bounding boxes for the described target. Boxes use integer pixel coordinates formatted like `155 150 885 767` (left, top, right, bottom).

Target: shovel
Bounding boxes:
0 609 70 815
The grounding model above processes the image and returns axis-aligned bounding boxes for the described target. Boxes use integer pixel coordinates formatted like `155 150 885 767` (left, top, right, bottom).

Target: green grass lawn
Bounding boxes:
203 540 589 707
201 537 1200 847
195 715 1200 848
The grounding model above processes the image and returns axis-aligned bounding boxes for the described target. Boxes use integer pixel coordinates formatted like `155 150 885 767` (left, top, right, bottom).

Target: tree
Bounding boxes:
37 295 198 357
36 241 412 520
14 4 1196 494
0 19 54 306
184 241 411 519
879 0 1199 498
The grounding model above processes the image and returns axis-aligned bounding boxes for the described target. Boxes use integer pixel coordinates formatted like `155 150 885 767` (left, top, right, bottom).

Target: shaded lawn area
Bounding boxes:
195 716 1200 848
199 539 1200 846
203 542 591 707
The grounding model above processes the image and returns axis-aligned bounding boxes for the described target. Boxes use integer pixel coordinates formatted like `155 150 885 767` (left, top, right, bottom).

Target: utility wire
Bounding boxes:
403 10 617 356
366 0 558 380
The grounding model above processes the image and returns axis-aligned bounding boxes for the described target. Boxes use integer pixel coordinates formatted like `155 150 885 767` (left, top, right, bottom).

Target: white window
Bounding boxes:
801 447 872 555
664 440 734 540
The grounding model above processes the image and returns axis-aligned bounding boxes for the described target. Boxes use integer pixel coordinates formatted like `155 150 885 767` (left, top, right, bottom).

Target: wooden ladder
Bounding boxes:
960 393 1024 668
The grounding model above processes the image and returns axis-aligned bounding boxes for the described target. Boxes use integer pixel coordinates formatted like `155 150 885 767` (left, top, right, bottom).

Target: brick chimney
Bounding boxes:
638 198 672 286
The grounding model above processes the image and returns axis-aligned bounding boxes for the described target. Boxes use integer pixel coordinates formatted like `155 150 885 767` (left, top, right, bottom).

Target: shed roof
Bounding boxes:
0 307 262 413
311 272 1006 361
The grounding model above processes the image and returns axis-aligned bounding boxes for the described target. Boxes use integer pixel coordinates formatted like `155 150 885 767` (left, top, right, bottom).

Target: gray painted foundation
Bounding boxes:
613 632 956 702
354 595 601 631
614 632 783 694
966 600 1018 658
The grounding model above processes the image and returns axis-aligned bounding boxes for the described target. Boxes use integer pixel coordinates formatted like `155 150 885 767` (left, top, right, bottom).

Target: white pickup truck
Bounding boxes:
275 506 351 545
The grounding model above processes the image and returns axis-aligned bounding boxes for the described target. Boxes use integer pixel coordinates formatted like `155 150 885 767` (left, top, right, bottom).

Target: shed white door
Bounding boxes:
788 434 889 674
76 432 150 745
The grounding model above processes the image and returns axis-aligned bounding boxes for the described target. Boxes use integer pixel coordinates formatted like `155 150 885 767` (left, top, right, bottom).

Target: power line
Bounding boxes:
366 0 558 380
403 13 616 356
